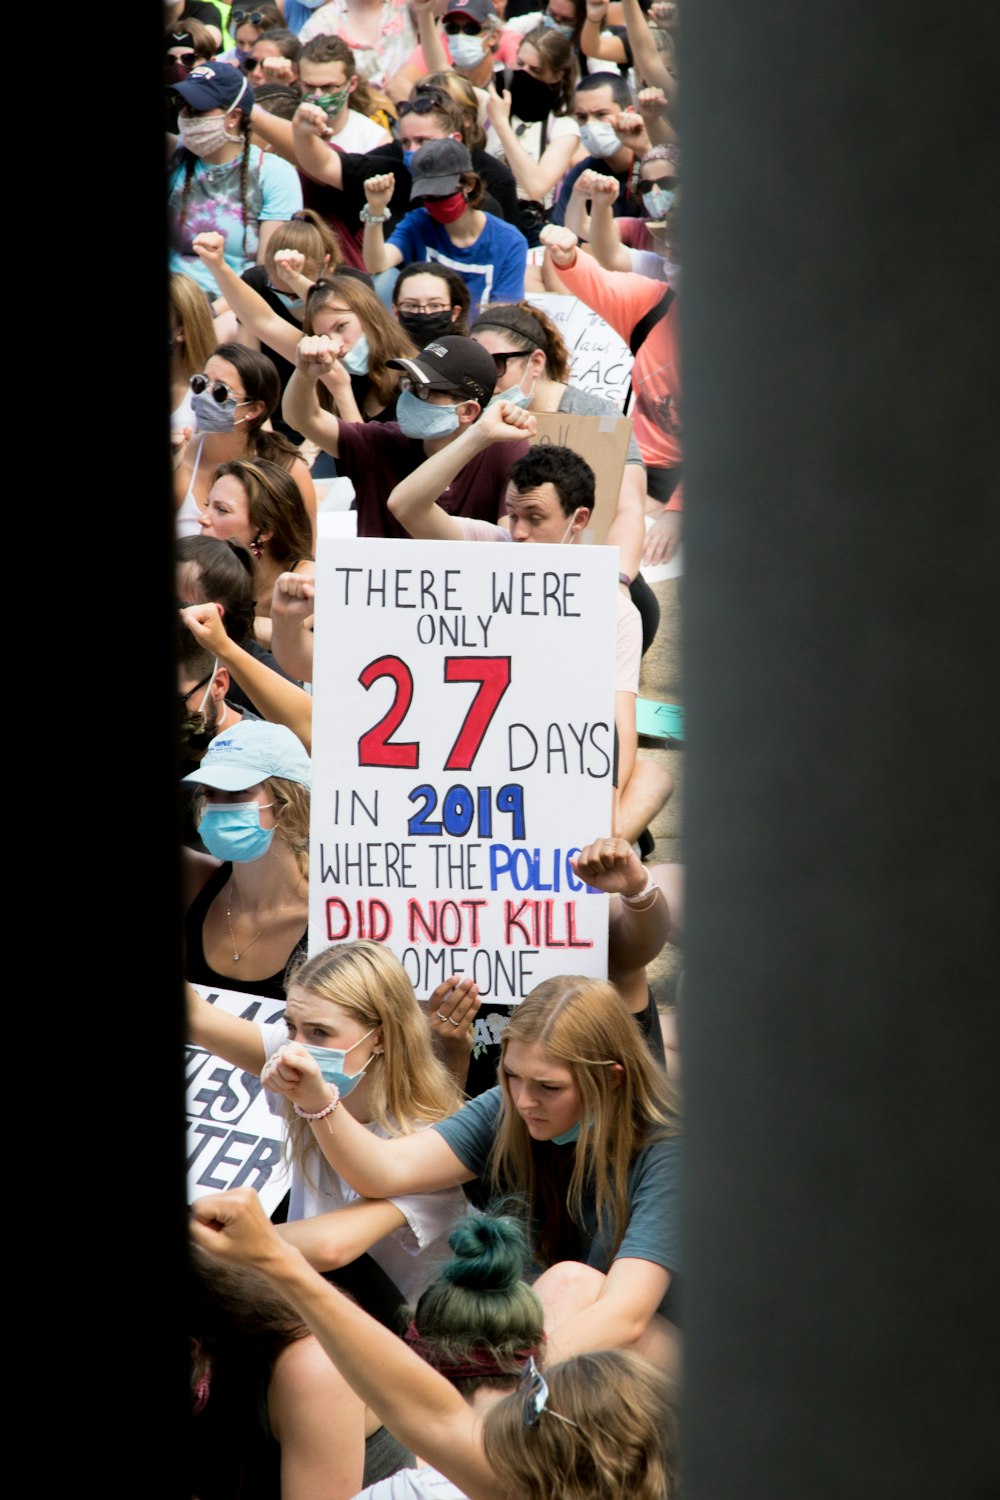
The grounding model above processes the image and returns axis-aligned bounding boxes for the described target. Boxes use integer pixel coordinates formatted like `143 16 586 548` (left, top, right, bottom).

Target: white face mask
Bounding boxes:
448 32 487 68
179 114 237 157
580 118 622 159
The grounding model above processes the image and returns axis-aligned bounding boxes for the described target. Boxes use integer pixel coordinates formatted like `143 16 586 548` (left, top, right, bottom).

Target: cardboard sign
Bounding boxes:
527 410 634 545
525 293 634 405
186 985 292 1213
308 534 616 1002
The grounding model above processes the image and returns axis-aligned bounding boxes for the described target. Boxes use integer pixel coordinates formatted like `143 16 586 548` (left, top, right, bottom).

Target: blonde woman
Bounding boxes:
186 937 468 1304
260 973 682 1371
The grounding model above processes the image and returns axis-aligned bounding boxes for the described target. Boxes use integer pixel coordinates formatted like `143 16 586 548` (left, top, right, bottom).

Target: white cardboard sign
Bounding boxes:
308 535 616 1001
526 293 634 405
186 984 292 1213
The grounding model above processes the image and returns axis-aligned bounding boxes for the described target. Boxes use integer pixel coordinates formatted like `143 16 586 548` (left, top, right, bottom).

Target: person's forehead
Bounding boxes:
400 271 451 300
300 60 347 83
401 119 446 142
576 85 614 110
473 328 526 354
251 38 282 55
641 161 674 181
313 300 354 320
505 1037 573 1079
209 472 247 501
519 42 542 68
507 481 562 511
285 986 357 1025
206 354 242 387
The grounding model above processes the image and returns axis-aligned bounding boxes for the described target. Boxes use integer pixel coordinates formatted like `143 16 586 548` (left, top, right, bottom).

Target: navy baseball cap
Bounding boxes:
170 62 254 113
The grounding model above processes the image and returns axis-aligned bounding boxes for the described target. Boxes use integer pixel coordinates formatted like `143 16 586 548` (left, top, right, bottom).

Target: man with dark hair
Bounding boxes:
283 334 529 537
385 400 672 845
551 73 646 225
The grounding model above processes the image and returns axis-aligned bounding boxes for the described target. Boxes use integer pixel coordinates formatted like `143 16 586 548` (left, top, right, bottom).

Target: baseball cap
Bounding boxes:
409 138 472 200
387 335 497 405
182 719 311 791
170 62 254 114
444 0 497 22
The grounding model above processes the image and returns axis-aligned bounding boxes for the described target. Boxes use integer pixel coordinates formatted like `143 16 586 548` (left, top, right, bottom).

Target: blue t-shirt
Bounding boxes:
432 1086 681 1279
386 210 528 319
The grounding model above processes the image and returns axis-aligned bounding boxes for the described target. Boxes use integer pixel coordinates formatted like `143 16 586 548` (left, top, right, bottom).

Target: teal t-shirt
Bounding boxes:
432 1087 681 1278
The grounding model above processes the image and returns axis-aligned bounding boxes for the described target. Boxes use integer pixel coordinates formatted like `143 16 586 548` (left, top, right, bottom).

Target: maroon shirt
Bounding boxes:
336 421 529 539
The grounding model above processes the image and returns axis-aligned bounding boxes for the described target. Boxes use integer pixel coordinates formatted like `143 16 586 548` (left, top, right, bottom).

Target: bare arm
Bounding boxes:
276 1198 408 1270
261 1041 476 1197
282 336 345 455
191 1190 505 1500
191 232 305 365
186 982 268 1073
388 401 536 538
361 173 403 273
604 460 646 582
580 0 629 62
413 0 449 72
585 175 633 272
620 0 677 98
268 1336 367 1500
270 573 316 682
545 1256 671 1362
291 101 344 187
181 603 314 753
485 87 580 203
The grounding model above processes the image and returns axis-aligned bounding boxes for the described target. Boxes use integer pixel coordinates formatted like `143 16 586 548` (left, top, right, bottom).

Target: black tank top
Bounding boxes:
184 863 307 1002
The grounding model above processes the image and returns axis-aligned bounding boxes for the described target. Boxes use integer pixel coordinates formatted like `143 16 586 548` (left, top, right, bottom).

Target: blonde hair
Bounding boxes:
491 976 679 1266
282 941 464 1171
483 1350 678 1500
191 772 309 879
265 209 343 278
170 271 216 379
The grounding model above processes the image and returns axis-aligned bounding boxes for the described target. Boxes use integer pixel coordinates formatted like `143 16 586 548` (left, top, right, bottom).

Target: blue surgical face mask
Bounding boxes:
542 13 575 36
342 333 371 375
396 388 462 440
448 32 487 68
645 185 675 219
488 372 535 410
198 800 275 863
302 1029 378 1097
552 1116 594 1145
402 148 417 169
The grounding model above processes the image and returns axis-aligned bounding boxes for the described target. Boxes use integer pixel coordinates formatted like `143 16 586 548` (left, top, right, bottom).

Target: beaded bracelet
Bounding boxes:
293 1087 340 1121
360 204 392 225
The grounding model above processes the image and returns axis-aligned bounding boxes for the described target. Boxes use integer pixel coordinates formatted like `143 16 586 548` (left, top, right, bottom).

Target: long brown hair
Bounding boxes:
210 342 302 469
490 976 679 1266
303 276 417 408
471 301 571 383
213 458 313 570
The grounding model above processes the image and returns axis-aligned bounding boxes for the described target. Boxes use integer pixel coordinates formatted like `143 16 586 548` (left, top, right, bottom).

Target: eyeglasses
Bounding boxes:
519 1358 579 1429
168 50 198 68
397 301 451 315
638 176 677 195
399 377 466 402
179 669 213 709
241 53 265 71
190 373 247 405
486 350 530 377
231 8 269 24
443 17 483 33
397 93 448 118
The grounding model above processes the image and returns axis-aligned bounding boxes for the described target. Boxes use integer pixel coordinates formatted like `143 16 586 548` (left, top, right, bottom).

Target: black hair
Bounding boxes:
575 70 633 110
394 260 471 334
509 445 595 515
176 535 257 645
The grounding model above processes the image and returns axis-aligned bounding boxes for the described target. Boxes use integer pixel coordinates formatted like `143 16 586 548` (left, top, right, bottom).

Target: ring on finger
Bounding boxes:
447 1015 461 1027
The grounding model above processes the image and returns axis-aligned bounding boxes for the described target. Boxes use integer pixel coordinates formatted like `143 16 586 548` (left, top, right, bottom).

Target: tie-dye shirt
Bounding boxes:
167 146 303 296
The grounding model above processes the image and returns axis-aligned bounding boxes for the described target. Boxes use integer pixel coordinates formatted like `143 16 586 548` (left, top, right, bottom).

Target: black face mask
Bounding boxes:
397 308 457 344
508 68 559 125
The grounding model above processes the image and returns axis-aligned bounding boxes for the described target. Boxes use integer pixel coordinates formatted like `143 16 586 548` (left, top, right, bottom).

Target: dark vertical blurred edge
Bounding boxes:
678 1 999 1497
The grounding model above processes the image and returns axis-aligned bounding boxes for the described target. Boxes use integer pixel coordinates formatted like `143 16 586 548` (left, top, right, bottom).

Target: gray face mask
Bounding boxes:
191 389 252 433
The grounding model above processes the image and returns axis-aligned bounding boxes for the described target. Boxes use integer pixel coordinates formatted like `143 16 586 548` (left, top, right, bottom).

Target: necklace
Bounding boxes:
227 873 304 962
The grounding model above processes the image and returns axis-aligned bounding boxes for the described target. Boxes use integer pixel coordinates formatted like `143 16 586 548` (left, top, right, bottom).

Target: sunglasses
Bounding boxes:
638 175 677 195
168 50 198 68
486 349 530 377
519 1358 580 1429
398 92 449 118
399 377 468 402
190 373 246 405
231 8 269 24
443 17 483 33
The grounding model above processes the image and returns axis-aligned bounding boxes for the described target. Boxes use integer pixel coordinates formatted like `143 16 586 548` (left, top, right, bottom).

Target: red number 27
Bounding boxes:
357 656 511 770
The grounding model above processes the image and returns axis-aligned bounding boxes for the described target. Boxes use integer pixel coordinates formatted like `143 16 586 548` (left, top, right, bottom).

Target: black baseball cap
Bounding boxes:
409 138 473 199
387 335 497 405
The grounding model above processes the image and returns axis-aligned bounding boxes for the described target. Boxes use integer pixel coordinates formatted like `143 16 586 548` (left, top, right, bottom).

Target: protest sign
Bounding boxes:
528 411 634 544
186 985 292 1213
525 293 634 405
308 535 617 1002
